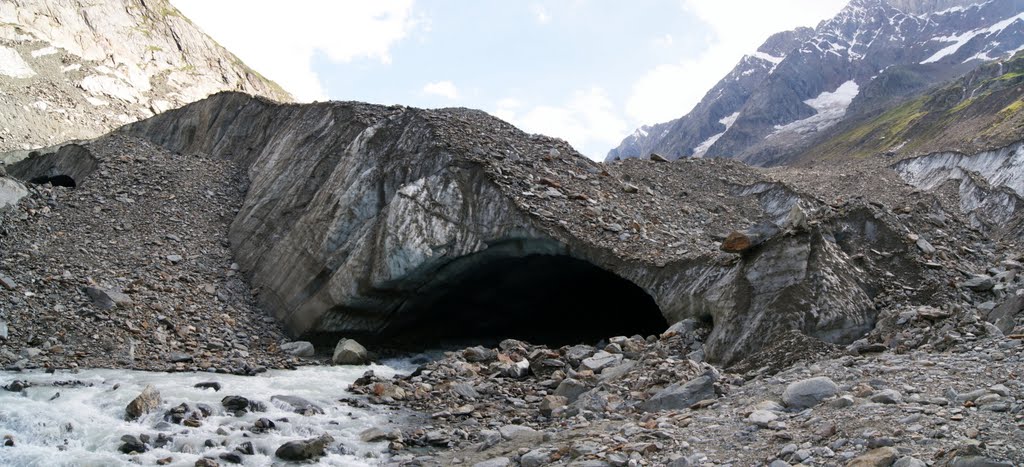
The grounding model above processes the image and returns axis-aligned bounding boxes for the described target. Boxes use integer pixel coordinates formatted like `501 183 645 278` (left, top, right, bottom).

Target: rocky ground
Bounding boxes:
348 320 1023 467
0 134 295 374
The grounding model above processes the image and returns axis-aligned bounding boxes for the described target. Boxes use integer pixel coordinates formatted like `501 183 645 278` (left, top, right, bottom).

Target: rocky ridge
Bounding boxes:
0 0 291 153
94 91 1018 366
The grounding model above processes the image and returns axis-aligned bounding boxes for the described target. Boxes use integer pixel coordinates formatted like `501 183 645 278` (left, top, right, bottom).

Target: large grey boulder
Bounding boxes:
275 434 334 461
580 351 622 373
640 371 717 412
83 286 133 310
280 341 315 357
987 293 1024 335
0 177 27 209
554 378 589 403
332 339 368 365
782 377 839 408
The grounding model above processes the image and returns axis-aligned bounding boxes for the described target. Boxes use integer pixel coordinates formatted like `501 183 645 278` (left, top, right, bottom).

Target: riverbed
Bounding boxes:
0 361 417 466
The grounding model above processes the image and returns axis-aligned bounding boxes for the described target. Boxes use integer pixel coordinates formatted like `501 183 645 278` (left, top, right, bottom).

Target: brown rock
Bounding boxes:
846 447 898 467
125 385 161 420
539 395 568 417
721 231 752 253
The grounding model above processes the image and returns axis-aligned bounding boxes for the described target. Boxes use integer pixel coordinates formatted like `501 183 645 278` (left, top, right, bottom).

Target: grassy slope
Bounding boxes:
798 52 1024 163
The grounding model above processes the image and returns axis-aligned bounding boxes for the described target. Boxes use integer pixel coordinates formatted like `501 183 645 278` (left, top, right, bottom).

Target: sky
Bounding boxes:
170 0 847 160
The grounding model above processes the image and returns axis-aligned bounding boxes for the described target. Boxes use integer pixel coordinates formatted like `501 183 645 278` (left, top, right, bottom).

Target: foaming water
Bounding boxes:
0 363 413 466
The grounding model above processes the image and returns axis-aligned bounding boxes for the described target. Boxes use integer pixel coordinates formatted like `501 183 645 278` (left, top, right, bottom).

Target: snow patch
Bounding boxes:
921 12 1024 64
0 46 35 78
692 111 740 157
80 75 141 103
932 6 965 15
752 51 784 64
30 46 57 58
772 80 859 136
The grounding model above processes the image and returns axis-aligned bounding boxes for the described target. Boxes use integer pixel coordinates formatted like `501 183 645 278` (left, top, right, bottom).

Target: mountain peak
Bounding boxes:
607 0 1024 164
0 0 291 151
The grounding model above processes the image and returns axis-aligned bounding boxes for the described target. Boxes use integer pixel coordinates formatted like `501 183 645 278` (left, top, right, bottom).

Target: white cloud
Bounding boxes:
652 34 674 48
626 0 845 124
422 80 460 99
494 87 628 161
531 4 552 24
169 0 419 102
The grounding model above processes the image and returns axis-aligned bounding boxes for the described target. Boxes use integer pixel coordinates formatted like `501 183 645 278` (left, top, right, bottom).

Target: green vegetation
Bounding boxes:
999 99 1024 116
818 96 929 159
996 71 1024 81
948 95 977 114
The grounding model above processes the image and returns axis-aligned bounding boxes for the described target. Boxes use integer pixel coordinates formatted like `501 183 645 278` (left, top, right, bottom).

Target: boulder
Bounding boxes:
987 293 1024 335
118 435 147 454
720 222 780 253
275 434 334 461
641 371 717 412
520 450 551 467
539 395 568 417
279 341 315 357
473 458 512 467
0 177 27 210
221 395 250 413
782 377 839 408
554 378 589 403
846 447 898 467
497 424 544 443
271 395 324 415
869 389 902 404
463 346 497 362
332 338 368 365
580 350 622 373
194 382 221 391
747 409 779 427
125 385 161 420
893 457 927 467
84 286 133 310
961 275 995 292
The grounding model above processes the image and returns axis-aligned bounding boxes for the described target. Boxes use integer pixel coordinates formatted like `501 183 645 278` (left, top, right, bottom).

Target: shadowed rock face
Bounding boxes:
120 92 931 363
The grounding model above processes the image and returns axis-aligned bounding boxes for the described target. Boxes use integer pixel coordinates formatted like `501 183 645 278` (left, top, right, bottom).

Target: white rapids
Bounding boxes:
0 361 417 466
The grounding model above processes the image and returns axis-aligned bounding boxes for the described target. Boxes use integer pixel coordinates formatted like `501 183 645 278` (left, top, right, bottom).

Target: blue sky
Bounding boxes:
172 1 847 160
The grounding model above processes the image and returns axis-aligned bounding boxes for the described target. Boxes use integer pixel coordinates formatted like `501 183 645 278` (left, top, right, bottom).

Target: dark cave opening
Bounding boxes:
7 144 98 189
378 254 668 349
28 175 77 188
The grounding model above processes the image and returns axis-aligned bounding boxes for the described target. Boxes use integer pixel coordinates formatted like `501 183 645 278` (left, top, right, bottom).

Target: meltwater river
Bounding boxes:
0 360 418 466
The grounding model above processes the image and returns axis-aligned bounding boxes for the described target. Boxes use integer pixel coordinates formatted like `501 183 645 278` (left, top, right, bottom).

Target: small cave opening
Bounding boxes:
7 144 98 189
377 253 668 349
28 174 77 187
